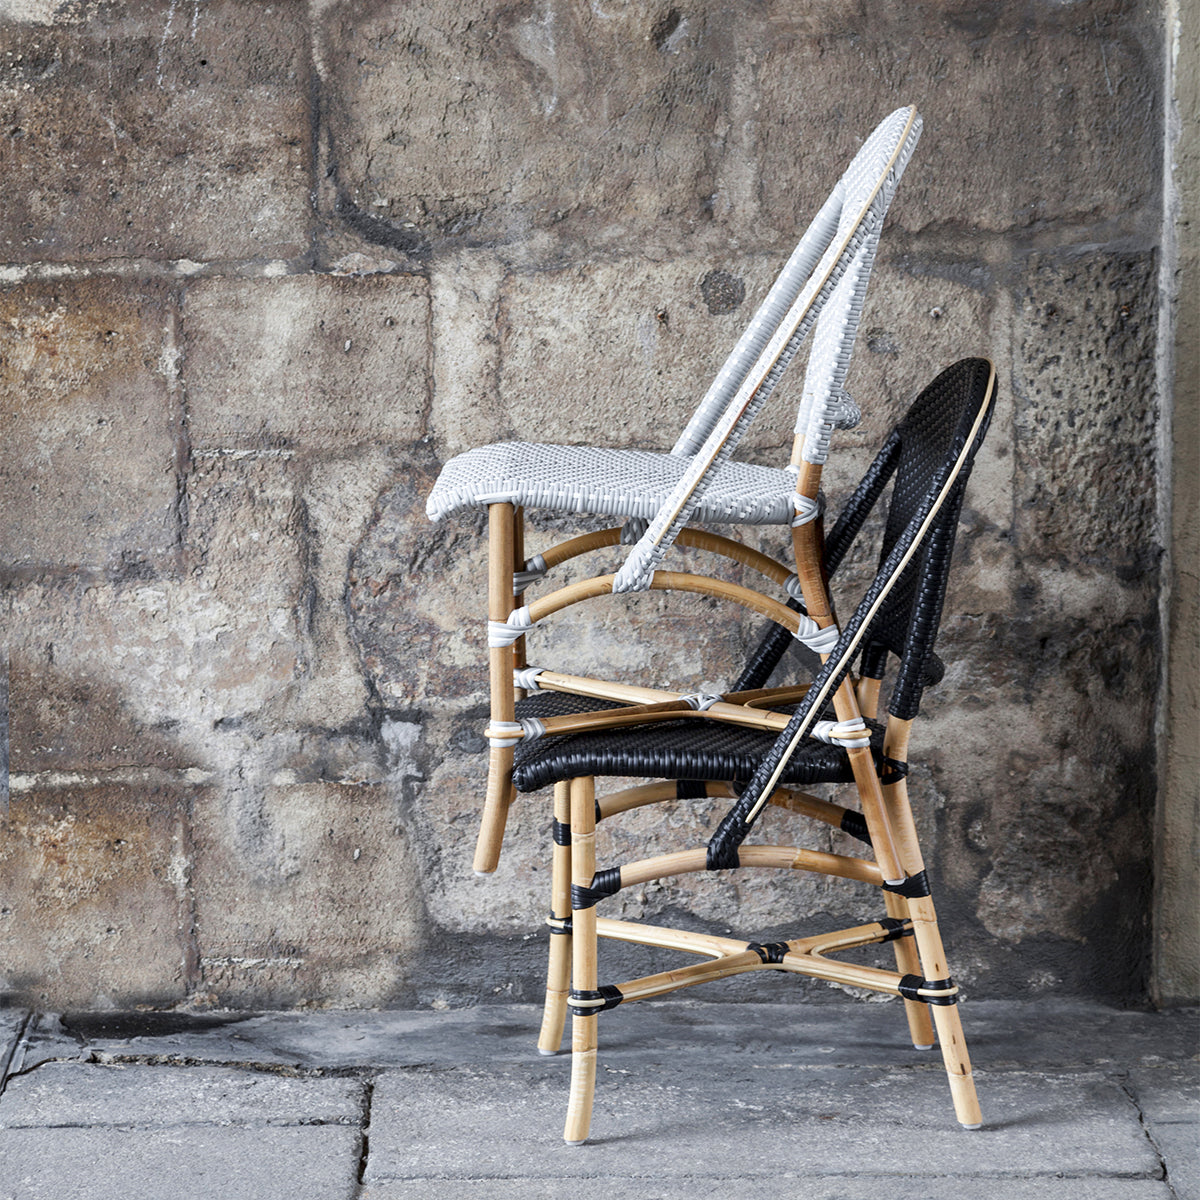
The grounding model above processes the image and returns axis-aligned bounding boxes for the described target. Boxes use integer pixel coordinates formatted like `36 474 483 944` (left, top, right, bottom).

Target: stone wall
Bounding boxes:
0 0 1174 1010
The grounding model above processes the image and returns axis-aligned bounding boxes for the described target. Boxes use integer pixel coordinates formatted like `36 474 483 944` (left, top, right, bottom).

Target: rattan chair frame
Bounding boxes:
520 359 997 1142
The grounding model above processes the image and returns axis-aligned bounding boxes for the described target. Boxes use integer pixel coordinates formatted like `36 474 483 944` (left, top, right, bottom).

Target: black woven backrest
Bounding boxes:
731 359 993 704
857 357 994 718
707 359 995 862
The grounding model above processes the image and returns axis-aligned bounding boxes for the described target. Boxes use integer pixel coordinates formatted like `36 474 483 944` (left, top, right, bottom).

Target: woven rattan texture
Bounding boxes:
860 357 993 716
736 361 993 708
425 444 800 525
509 689 880 794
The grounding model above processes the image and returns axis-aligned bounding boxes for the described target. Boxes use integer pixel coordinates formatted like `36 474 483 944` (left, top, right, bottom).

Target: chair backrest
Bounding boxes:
708 357 996 861
851 358 996 718
614 105 921 594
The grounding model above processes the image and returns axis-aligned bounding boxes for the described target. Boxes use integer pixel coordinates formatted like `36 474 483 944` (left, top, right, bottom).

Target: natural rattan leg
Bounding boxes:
883 890 935 1049
474 503 519 875
565 776 599 1145
538 781 573 1055
908 894 981 1126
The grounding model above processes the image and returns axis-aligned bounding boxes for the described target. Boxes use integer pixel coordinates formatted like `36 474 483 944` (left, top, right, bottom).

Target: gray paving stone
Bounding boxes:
362 1181 1175 1200
1127 1063 1200 1200
363 1064 1161 1181
0 1009 29 1083
26 1000 1196 1074
0 1126 360 1200
0 1062 363 1129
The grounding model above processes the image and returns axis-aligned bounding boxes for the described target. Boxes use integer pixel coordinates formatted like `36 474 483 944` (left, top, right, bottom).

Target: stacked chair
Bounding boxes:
427 105 922 874
426 109 996 1142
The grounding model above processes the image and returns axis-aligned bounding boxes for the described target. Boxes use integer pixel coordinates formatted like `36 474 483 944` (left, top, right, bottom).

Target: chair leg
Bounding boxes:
538 782 573 1055
474 502 520 875
883 891 935 1049
565 776 599 1145
877 720 978 1123
908 894 982 1129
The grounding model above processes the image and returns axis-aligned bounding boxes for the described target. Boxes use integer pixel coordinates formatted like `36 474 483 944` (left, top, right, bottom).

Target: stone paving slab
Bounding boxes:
0 1001 1192 1199
0 1126 360 1200
0 1062 364 1130
361 1180 1175 1200
12 1000 1197 1074
1127 1064 1200 1200
363 1064 1162 1182
1 1010 28 1078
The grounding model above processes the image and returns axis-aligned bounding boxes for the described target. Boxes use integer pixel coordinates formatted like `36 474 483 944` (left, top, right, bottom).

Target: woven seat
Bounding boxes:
427 107 923 873
498 359 997 1143
427 444 802 526
510 689 884 792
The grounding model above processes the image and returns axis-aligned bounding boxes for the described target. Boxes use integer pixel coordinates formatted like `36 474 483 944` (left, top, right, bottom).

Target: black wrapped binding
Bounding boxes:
747 941 791 964
571 867 622 910
569 984 624 1016
882 869 931 899
898 974 958 1006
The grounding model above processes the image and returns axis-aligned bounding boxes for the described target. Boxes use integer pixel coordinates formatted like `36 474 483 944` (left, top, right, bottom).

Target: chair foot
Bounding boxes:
537 1047 559 1056
473 869 492 878
912 1042 935 1050
565 1138 588 1146
960 1122 983 1131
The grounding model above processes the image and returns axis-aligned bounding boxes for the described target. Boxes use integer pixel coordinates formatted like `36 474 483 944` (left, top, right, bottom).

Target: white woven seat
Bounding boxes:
427 443 800 527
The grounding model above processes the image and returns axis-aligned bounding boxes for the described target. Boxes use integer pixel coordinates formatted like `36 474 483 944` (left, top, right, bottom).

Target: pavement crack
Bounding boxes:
354 1076 376 1193
0 1011 36 1098
1117 1075 1179 1197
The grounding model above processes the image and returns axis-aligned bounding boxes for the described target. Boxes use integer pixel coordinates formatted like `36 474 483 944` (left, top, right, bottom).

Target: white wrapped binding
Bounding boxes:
488 607 538 648
810 718 872 749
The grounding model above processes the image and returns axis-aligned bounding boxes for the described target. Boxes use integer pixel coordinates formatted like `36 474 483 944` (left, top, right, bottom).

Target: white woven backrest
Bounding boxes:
669 185 843 458
615 106 921 594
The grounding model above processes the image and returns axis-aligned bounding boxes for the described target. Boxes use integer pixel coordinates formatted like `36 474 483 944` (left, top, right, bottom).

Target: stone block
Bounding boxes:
0 1061 362 1129
361 1182 1174 1200
1127 1064 1200 1200
429 251 506 457
281 448 398 730
183 274 431 451
925 682 1155 994
1012 251 1159 575
319 1 728 256
190 780 426 1007
318 1 1155 259
752 7 1158 237
5 451 308 774
5 647 192 775
495 254 788 451
0 785 193 1008
364 1065 1160 1180
0 1126 361 1200
186 451 305 591
0 279 180 574
5 580 301 777
348 462 488 709
815 250 1005 506
0 1 312 263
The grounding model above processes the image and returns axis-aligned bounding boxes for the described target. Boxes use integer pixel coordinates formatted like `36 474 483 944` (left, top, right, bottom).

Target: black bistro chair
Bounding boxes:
504 358 997 1143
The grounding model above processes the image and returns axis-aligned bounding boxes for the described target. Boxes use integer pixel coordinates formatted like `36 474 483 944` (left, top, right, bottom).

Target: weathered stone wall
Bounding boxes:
0 0 1173 1010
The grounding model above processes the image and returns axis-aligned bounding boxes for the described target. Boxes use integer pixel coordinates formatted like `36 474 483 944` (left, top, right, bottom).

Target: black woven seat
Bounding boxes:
511 689 882 793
